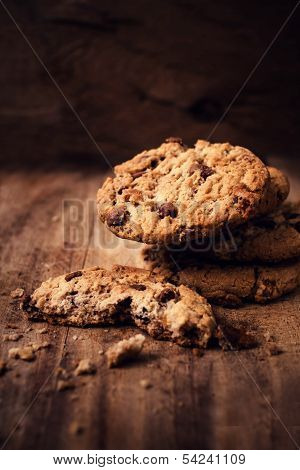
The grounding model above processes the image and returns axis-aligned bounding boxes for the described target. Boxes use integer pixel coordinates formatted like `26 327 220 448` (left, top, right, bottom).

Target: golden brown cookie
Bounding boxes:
141 246 300 306
176 201 300 264
97 139 271 244
23 265 215 348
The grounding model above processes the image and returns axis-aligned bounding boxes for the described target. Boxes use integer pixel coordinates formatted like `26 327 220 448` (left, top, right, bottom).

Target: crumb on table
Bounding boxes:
74 359 96 376
8 342 50 361
139 378 152 389
3 333 23 342
9 346 36 361
10 288 24 298
106 334 145 368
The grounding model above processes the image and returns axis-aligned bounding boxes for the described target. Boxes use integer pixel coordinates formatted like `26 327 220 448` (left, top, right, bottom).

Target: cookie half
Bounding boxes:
141 246 300 306
97 139 270 244
23 265 215 348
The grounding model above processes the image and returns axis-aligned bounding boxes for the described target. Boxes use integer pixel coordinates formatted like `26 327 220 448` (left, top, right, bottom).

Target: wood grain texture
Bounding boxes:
0 1 300 168
0 168 300 450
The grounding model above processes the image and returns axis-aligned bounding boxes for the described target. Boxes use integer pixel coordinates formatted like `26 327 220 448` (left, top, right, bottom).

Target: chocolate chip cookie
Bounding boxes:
23 265 215 348
97 139 270 244
161 201 300 264
209 201 300 263
141 246 300 306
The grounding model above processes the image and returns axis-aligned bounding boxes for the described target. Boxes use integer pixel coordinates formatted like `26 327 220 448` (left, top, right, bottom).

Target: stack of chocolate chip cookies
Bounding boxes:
97 138 300 307
24 138 300 348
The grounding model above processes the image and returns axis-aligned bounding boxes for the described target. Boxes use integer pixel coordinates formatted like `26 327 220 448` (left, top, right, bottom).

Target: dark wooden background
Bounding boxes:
0 0 300 169
1 0 300 451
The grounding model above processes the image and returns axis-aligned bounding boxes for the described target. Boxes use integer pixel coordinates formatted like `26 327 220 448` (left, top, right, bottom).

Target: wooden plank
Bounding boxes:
1 169 300 450
0 170 104 449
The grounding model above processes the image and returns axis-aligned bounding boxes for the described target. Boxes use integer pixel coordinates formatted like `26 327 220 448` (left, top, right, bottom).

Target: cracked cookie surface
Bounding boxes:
97 139 270 244
141 246 300 306
23 265 215 348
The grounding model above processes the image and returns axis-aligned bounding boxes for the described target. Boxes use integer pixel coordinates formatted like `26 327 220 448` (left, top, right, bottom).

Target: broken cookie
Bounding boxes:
23 265 216 348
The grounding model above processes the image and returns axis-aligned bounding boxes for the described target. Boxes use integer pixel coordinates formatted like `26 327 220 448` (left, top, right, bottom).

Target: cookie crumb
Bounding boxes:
72 335 78 341
3 333 22 342
10 288 24 298
31 341 50 351
106 334 145 368
57 379 75 391
56 367 70 379
8 342 50 361
9 346 36 361
74 359 96 376
98 348 104 355
25 326 33 333
139 379 152 389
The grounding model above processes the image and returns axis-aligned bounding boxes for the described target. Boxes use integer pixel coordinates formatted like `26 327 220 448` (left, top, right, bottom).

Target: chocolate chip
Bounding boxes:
157 288 178 303
165 137 183 145
262 279 276 297
233 196 250 210
241 199 251 210
158 202 178 219
69 290 78 295
150 160 158 169
107 207 128 227
200 164 215 180
135 314 150 325
189 162 215 179
130 284 146 291
65 271 82 282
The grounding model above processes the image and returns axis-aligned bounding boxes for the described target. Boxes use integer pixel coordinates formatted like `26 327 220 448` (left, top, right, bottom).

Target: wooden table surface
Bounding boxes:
0 167 300 450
